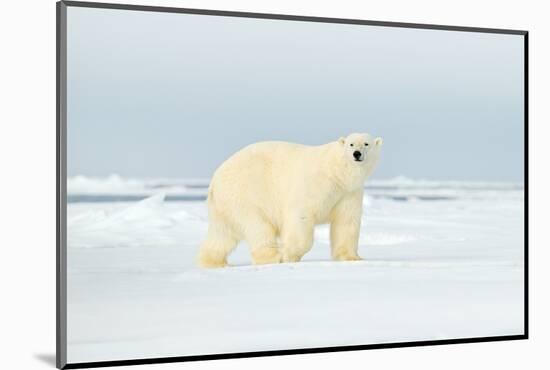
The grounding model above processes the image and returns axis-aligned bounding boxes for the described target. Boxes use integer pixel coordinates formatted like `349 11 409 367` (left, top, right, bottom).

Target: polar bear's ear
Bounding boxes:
375 137 383 146
338 137 346 145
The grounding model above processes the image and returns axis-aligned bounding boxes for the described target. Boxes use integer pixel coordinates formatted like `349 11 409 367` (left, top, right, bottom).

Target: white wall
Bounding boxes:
0 0 547 369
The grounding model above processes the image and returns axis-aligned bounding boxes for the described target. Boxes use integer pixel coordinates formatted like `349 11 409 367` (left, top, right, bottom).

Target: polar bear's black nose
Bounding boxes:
353 151 362 160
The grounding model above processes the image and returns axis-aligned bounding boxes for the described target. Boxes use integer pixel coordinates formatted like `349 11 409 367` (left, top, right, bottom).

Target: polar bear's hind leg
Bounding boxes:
280 220 314 263
198 223 238 268
244 219 282 265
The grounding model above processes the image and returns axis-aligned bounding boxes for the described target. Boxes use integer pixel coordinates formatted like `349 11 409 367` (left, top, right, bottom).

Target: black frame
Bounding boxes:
56 1 529 368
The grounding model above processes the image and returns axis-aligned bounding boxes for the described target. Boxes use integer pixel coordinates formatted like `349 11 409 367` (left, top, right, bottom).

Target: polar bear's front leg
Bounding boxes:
330 191 363 261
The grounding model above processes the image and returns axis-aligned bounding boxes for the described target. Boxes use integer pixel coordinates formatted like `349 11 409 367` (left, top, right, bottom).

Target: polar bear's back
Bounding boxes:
207 141 320 232
211 141 310 189
214 141 311 180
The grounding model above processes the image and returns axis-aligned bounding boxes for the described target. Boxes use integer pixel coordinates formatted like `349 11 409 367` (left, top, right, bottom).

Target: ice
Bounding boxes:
67 174 209 198
66 178 525 363
66 174 524 208
68 174 151 195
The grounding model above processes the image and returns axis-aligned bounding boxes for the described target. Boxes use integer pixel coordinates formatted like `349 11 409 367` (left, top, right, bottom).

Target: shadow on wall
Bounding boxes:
34 353 56 367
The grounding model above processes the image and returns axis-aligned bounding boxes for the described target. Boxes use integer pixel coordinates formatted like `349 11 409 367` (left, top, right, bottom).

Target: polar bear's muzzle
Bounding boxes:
353 150 363 162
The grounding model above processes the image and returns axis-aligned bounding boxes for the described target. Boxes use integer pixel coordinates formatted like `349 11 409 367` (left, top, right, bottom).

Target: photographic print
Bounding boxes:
57 1 527 368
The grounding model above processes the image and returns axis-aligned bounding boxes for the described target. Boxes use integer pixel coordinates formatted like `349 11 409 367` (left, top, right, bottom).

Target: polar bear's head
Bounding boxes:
338 133 383 164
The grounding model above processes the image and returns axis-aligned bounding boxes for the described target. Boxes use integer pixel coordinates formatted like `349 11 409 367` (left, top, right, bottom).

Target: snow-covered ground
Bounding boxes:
66 176 525 363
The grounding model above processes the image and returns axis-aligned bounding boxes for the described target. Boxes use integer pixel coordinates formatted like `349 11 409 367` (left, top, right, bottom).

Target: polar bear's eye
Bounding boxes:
364 143 369 146
350 144 354 147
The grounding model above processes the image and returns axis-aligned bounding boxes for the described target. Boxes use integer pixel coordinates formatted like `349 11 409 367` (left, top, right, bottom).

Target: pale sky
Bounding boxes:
67 7 525 181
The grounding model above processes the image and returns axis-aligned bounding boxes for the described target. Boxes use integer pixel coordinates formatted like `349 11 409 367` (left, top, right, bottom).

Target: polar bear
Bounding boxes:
197 133 383 268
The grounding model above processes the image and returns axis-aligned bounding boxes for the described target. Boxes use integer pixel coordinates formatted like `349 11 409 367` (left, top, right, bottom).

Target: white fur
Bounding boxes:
197 133 383 268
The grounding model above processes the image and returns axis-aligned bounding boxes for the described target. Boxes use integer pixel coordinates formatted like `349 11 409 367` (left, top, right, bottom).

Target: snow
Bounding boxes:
66 177 525 363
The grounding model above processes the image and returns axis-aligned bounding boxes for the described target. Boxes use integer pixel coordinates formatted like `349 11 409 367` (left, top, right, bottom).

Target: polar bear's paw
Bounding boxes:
332 251 363 262
198 255 228 268
251 247 282 265
197 247 230 268
281 251 305 263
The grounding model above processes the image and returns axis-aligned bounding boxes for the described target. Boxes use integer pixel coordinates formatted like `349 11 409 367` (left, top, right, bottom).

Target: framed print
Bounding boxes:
57 1 528 368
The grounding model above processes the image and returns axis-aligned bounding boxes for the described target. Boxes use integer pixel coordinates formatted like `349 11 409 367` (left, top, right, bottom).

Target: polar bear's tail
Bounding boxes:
197 187 238 268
